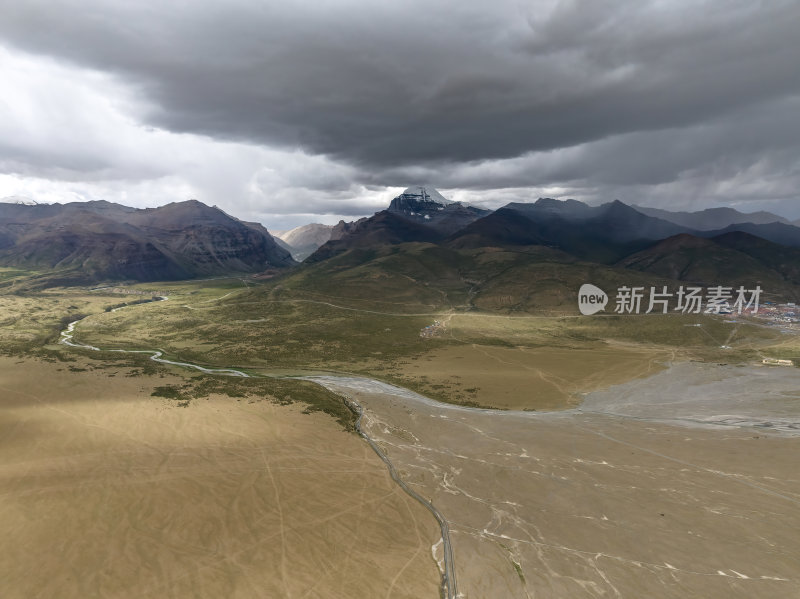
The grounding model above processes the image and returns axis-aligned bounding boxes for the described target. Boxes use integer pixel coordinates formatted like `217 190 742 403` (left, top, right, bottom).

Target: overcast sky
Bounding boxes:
1 0 799 228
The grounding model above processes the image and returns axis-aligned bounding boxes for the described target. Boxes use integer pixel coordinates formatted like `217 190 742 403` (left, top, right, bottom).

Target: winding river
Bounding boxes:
58 296 800 598
58 300 459 599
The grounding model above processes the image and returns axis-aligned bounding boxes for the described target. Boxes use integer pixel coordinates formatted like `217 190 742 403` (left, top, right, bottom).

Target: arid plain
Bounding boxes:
2 281 800 598
0 357 439 598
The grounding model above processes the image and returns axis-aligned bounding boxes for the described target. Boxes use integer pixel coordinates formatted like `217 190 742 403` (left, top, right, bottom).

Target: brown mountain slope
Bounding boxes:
0 200 294 283
617 233 799 298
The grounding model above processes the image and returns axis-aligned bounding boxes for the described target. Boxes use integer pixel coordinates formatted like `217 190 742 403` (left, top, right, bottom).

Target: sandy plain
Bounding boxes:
315 364 800 598
4 282 799 598
392 344 669 410
0 357 440 598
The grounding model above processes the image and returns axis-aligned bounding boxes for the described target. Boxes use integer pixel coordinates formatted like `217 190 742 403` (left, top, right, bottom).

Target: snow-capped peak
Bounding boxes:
1 196 39 206
400 186 455 205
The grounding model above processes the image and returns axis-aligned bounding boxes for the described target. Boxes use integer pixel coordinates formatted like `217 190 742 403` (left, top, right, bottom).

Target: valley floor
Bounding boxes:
3 279 800 598
0 357 439 599
315 366 800 598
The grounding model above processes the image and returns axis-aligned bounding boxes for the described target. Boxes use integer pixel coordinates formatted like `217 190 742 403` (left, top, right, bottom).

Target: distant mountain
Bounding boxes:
514 199 694 242
619 234 772 285
700 221 800 248
387 186 489 235
308 211 443 262
277 193 800 306
711 231 800 285
272 223 333 261
308 186 489 261
291 195 800 311
1 196 40 206
446 197 800 262
328 217 366 242
448 199 690 263
275 223 333 248
511 198 595 220
0 199 294 284
617 232 800 298
634 205 791 230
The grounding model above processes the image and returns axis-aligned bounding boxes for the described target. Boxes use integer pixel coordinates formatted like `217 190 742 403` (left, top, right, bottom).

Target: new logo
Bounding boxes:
578 284 608 315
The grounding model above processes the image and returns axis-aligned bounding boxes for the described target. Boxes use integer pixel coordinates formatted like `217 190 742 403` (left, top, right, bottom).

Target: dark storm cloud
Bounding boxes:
0 0 799 219
1 1 797 166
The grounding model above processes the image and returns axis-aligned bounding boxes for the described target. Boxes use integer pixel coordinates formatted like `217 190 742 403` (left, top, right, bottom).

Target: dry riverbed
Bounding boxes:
314 363 800 598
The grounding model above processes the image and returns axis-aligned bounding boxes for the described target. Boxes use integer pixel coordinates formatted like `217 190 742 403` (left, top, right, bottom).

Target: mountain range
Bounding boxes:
632 205 793 229
309 190 800 261
2 189 800 303
0 199 294 284
296 189 800 305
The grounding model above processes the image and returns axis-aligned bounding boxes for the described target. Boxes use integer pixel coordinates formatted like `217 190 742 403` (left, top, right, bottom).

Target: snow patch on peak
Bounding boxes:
1 196 39 206
401 186 454 205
